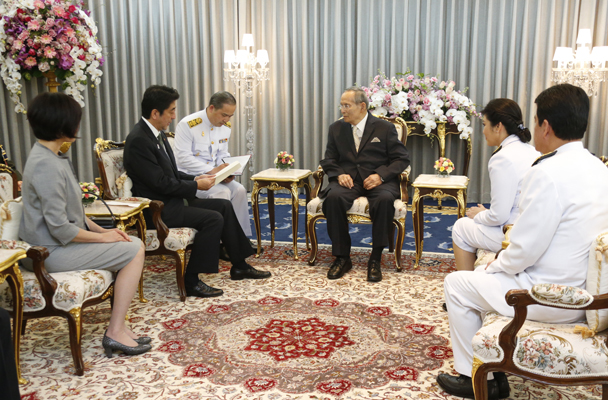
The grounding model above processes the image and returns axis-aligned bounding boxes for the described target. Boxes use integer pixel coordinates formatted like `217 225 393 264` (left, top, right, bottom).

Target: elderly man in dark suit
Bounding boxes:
124 85 270 298
320 87 410 282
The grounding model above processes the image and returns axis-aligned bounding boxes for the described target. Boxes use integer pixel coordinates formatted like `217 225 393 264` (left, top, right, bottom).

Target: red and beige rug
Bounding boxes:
17 244 599 399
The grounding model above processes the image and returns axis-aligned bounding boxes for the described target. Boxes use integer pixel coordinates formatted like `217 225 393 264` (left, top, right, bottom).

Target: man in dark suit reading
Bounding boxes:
124 85 270 298
320 87 410 282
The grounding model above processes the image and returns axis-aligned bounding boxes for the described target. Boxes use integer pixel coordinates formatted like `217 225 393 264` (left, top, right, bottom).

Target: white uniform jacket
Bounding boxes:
174 108 231 175
486 141 608 289
474 135 539 228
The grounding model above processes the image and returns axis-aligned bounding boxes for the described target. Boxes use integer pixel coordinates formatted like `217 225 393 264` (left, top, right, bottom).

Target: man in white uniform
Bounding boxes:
174 91 251 237
437 84 608 400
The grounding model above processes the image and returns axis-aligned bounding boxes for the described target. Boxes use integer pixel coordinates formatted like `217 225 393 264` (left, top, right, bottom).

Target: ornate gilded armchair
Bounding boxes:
306 116 411 271
0 192 114 376
470 231 608 399
94 138 196 302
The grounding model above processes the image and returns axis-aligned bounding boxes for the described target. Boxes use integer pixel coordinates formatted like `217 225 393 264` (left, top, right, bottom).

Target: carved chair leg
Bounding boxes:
21 319 27 335
307 218 319 266
174 250 187 302
388 227 395 253
66 308 85 376
137 270 148 303
393 220 405 271
603 384 608 400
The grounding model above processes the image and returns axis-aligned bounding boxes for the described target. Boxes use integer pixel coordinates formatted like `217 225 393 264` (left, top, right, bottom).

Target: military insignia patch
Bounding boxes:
187 118 203 128
219 138 228 144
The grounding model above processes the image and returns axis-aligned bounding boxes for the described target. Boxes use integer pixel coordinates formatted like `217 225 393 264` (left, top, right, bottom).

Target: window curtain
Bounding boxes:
0 0 606 202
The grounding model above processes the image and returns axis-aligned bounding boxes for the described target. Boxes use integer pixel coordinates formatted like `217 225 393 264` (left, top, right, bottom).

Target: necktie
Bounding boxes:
353 125 361 152
158 132 168 155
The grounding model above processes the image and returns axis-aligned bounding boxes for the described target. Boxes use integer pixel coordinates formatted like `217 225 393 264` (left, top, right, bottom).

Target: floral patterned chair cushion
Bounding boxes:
100 149 125 199
474 248 496 269
0 172 14 203
0 197 23 240
307 197 407 221
0 268 113 313
143 228 197 252
586 232 608 333
473 311 608 377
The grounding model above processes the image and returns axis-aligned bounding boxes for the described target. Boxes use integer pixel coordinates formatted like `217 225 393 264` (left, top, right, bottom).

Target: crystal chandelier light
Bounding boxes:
552 29 608 97
224 34 270 172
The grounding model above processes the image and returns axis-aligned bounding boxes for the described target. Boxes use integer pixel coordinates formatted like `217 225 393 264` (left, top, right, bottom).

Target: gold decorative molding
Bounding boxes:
69 308 82 343
101 286 114 300
471 356 484 399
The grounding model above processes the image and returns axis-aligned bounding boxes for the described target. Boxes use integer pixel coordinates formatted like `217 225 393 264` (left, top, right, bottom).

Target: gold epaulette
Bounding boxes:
224 121 231 128
187 118 203 128
492 145 502 156
532 150 557 166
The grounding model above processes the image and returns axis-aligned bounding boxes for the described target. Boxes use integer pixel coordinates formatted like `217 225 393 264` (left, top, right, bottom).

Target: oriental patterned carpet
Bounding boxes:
17 244 600 400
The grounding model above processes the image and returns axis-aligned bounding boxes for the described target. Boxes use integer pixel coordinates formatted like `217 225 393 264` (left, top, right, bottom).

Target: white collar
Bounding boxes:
142 117 161 138
353 113 369 137
555 140 584 154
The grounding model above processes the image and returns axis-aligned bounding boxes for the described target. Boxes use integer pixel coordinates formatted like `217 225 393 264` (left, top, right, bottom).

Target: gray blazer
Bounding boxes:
19 143 85 246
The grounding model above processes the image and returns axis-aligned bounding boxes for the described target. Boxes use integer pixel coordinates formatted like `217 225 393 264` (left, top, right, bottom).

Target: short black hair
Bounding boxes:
209 91 236 109
534 84 589 140
481 98 531 142
27 92 82 140
141 85 180 119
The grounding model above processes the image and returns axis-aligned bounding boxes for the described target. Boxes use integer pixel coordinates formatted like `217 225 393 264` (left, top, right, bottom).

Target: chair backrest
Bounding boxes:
0 197 23 240
375 115 408 147
405 121 472 176
585 231 608 333
94 138 126 200
0 164 18 202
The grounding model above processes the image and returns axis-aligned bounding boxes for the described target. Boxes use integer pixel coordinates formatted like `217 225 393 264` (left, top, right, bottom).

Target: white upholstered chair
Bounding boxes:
470 231 608 399
94 138 196 302
0 196 114 376
306 116 411 271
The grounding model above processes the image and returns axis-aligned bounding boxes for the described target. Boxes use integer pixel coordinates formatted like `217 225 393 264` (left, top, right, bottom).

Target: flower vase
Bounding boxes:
42 70 60 93
275 165 293 173
436 172 450 178
82 199 95 207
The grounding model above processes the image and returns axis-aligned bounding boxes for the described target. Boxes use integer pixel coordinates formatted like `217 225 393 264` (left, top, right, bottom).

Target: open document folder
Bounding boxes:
213 161 242 184
222 155 251 176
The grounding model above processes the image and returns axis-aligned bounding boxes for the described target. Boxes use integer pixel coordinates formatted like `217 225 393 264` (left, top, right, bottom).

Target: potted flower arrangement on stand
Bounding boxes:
275 151 294 171
361 70 478 141
0 0 104 113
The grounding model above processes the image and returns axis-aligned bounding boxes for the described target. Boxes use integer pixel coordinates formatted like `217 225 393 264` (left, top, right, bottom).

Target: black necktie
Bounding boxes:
158 132 168 155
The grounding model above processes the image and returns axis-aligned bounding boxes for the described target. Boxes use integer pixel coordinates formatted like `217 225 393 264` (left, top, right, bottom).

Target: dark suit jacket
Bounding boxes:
320 112 410 198
124 119 197 227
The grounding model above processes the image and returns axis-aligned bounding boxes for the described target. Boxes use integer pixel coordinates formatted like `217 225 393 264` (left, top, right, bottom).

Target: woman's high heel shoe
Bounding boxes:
135 336 152 345
102 334 152 358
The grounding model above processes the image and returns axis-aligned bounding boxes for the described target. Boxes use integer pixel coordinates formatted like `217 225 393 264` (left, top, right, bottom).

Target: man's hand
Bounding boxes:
209 163 228 175
196 175 216 190
466 204 487 219
338 174 354 189
363 174 382 190
222 176 235 184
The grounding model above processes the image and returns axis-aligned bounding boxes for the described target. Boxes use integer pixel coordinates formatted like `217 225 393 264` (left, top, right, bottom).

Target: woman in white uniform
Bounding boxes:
452 99 539 271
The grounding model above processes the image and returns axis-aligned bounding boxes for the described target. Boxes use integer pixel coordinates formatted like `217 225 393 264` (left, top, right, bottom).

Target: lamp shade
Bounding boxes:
553 47 574 62
576 29 592 45
242 34 254 48
224 50 236 64
236 49 248 64
256 49 269 66
591 46 608 62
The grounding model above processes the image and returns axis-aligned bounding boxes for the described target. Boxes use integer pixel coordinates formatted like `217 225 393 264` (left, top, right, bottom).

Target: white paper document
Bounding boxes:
222 155 251 176
104 201 140 208
213 161 242 184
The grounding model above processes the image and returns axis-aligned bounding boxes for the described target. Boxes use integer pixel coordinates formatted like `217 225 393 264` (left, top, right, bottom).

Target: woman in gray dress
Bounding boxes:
19 93 151 357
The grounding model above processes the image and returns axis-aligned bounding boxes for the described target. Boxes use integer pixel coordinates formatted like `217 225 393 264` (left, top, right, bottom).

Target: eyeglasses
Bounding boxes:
339 103 355 110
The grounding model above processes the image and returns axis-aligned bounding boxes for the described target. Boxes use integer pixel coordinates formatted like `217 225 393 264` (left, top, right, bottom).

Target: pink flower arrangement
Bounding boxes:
0 0 104 112
274 151 294 170
80 181 100 204
361 70 478 140
434 157 454 176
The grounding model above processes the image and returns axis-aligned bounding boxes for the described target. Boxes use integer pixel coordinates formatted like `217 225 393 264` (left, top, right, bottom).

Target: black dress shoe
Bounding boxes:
185 280 224 298
493 372 510 399
230 264 271 280
436 373 501 400
219 245 230 261
327 257 352 280
442 302 447 312
367 260 382 282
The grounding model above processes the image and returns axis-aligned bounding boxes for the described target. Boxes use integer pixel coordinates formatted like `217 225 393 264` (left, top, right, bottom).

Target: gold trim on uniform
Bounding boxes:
187 118 202 128
225 121 231 128
492 145 502 156
532 150 557 166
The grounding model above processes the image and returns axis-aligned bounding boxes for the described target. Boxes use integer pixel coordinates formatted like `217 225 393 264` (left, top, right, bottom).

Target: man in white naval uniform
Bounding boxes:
174 91 252 237
437 84 608 400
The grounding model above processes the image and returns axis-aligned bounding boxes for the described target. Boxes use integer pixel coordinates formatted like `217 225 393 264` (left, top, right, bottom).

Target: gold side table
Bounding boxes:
251 169 312 260
85 199 150 302
0 249 27 384
411 174 469 267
